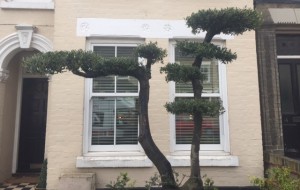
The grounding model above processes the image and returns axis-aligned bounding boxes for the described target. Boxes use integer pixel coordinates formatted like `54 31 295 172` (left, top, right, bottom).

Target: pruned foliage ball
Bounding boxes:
186 7 262 38
160 63 204 83
165 98 224 116
176 41 237 65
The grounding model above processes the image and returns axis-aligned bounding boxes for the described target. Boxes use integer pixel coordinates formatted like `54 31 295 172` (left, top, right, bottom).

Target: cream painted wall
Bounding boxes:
0 5 54 181
0 7 54 47
42 0 264 189
0 55 20 181
0 0 263 188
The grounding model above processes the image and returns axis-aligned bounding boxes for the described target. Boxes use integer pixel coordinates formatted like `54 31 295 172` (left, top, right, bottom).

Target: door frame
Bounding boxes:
12 66 49 173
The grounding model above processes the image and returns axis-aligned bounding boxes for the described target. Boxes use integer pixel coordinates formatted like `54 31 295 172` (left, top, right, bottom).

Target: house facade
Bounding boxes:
255 0 300 175
0 0 263 189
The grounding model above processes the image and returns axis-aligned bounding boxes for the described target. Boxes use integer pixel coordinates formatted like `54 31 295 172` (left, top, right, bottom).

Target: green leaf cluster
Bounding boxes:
23 50 144 78
160 63 204 83
135 41 167 65
186 7 262 39
23 42 167 80
165 98 224 116
251 167 300 190
37 159 47 188
176 41 237 65
106 172 135 190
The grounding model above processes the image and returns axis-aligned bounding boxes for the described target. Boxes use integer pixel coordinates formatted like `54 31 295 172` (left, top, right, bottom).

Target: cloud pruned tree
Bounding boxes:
23 42 177 189
161 7 261 190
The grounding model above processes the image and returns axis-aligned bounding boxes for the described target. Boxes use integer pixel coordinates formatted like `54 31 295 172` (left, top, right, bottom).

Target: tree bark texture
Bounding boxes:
181 71 204 189
138 79 177 189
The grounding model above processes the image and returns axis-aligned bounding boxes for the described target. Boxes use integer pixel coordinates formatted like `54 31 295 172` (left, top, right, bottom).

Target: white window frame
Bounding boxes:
86 42 142 152
78 38 153 168
0 0 54 9
168 40 230 153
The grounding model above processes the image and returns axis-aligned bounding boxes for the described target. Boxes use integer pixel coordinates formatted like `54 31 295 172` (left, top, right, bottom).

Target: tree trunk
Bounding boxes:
138 79 177 190
181 78 204 190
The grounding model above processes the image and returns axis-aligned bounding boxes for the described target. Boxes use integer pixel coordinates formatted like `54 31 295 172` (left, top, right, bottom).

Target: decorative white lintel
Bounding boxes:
0 0 54 10
77 18 233 40
0 69 9 82
15 24 36 49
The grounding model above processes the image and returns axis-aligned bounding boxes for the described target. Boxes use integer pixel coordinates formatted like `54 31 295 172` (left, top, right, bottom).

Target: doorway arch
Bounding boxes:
0 29 53 175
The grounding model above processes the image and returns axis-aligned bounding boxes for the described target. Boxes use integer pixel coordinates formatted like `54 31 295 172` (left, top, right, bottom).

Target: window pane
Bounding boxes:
92 97 115 145
175 49 194 93
278 64 294 113
116 97 139 145
116 76 138 93
90 45 139 148
202 60 219 93
175 98 220 144
276 35 300 55
175 48 219 93
94 46 115 57
117 46 136 57
93 76 115 93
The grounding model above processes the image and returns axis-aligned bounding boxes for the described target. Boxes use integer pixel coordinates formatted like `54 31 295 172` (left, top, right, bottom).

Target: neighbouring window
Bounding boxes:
171 43 227 151
88 44 140 152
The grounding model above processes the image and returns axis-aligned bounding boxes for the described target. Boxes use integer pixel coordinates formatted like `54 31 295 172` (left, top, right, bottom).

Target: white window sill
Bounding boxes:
0 1 54 9
77 151 238 168
76 152 153 168
167 151 239 167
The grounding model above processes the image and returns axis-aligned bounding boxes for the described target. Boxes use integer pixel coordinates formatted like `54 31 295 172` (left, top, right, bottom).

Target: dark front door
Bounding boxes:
278 60 300 158
17 78 48 172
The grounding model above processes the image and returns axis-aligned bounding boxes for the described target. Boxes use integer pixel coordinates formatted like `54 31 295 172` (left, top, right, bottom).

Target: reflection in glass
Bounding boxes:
279 64 294 113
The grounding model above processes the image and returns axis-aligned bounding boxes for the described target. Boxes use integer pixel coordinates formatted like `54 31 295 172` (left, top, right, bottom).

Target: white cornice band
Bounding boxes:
77 18 233 40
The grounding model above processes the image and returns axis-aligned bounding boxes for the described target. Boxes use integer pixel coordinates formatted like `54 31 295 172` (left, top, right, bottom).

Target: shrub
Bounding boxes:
145 172 218 190
37 159 47 189
251 167 300 190
106 172 135 190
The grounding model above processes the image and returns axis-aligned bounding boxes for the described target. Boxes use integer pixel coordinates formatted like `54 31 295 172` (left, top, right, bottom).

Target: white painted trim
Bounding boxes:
167 155 239 167
277 55 300 59
0 69 9 82
83 79 90 155
77 18 234 40
83 40 145 153
219 61 230 152
0 0 54 10
76 155 152 168
0 32 53 72
12 66 23 173
15 25 36 49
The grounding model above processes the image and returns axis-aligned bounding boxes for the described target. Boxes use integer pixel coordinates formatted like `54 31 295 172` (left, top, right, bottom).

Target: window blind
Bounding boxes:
91 97 139 145
174 46 221 146
175 97 220 144
175 49 219 94
90 45 139 147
